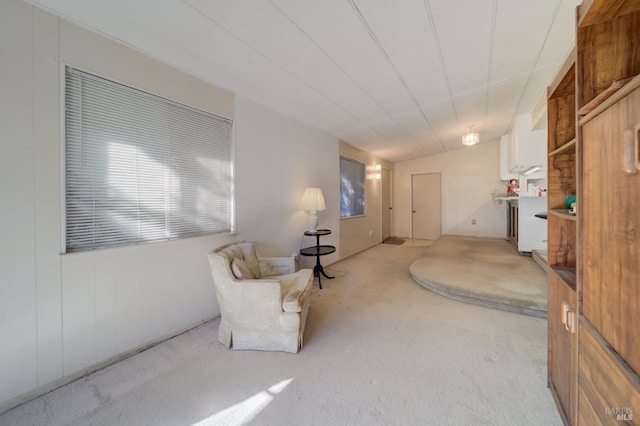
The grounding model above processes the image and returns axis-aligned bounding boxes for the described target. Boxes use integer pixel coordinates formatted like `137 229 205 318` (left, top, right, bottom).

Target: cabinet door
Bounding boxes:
578 318 640 425
500 135 518 180
581 86 640 375
548 269 577 424
507 201 518 246
509 113 547 173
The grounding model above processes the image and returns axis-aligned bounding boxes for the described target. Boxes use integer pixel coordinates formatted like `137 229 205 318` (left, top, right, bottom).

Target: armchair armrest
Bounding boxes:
258 255 296 276
280 269 313 313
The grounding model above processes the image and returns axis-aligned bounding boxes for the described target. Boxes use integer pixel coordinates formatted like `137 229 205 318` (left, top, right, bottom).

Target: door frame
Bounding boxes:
380 167 392 240
410 172 443 240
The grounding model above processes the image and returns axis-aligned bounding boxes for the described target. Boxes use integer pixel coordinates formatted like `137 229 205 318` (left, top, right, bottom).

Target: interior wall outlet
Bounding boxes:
471 219 477 225
368 230 373 237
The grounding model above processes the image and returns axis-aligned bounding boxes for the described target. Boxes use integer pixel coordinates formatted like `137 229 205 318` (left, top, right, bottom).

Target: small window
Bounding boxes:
340 156 365 217
64 67 233 252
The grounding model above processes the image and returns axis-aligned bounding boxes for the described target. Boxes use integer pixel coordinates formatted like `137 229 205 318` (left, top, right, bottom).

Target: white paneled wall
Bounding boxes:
0 1 350 411
394 140 507 239
1 0 38 403
58 237 228 377
34 8 65 388
0 1 235 410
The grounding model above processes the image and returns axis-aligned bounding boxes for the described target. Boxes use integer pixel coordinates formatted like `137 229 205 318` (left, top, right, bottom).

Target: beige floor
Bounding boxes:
410 235 547 317
403 238 434 247
1 241 561 426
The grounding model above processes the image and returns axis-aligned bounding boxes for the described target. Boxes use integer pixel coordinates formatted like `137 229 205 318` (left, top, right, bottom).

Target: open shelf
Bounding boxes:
550 266 577 292
549 138 576 157
576 8 640 112
577 75 635 115
580 75 640 125
549 209 577 221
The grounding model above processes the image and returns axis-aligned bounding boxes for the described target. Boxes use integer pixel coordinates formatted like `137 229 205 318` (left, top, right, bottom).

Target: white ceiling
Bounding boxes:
26 0 578 162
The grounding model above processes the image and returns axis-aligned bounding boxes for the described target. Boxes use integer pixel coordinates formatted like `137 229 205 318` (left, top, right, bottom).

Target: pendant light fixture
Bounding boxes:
462 125 480 146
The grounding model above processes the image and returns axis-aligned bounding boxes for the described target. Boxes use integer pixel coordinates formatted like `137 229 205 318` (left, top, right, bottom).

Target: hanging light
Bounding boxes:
462 126 480 146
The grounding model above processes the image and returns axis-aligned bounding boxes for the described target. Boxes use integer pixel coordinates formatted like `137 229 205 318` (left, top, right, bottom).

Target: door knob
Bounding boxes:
412 210 416 213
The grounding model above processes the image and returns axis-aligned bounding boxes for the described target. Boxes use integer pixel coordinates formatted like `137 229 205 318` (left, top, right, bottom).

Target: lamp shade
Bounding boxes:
300 187 326 212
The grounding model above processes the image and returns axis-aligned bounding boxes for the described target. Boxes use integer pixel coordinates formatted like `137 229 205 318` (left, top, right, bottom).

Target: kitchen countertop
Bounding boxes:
493 194 546 201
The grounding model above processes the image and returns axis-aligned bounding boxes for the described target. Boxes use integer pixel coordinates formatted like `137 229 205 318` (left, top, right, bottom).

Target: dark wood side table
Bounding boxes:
300 229 335 289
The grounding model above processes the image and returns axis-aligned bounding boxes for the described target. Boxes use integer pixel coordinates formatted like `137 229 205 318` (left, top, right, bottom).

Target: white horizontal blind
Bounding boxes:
64 67 233 252
340 156 365 217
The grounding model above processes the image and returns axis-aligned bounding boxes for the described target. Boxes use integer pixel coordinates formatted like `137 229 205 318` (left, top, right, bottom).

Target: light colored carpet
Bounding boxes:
410 235 547 318
1 243 561 425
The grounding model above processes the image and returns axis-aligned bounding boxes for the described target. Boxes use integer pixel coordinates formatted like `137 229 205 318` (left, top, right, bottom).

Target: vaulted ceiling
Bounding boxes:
27 0 578 162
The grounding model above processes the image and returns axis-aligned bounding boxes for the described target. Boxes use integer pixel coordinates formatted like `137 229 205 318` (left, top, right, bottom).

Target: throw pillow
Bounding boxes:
231 257 254 280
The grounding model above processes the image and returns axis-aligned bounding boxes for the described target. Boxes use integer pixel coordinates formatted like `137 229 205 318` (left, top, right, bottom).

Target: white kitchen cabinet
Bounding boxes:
509 113 546 177
500 135 518 181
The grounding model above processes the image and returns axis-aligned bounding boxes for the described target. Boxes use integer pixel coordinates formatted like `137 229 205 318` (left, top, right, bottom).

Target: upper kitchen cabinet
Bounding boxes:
499 135 518 180
509 113 547 176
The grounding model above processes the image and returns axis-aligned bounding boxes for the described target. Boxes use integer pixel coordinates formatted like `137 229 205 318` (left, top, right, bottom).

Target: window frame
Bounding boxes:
62 65 235 253
339 156 366 219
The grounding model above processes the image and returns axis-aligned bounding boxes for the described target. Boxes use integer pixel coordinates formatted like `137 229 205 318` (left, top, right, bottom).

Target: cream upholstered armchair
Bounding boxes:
207 241 313 353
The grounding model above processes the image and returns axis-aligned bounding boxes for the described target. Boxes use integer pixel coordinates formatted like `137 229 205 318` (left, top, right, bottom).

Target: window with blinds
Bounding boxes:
340 156 366 218
64 67 233 252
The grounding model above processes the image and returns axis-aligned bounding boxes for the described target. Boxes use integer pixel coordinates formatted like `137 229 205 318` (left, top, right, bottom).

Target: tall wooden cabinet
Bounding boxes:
547 0 640 424
547 48 578 425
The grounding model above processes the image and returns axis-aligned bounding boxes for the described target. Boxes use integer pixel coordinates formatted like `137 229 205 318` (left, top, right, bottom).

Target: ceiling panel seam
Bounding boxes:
482 0 499 137
509 0 564 129
268 0 429 157
183 0 365 128
265 0 396 123
421 0 458 151
348 0 443 154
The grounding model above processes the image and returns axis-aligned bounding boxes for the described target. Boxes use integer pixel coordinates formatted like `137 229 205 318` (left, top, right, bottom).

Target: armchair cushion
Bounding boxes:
231 257 254 280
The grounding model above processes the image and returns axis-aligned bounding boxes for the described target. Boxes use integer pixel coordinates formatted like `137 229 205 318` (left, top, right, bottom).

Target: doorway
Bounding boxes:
411 173 442 240
381 167 392 241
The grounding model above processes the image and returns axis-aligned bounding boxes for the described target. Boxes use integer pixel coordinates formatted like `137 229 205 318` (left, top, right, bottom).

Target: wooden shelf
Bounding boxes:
550 265 577 292
577 76 635 116
548 138 576 157
549 209 577 221
580 75 640 125
548 52 576 154
548 47 576 98
576 9 640 110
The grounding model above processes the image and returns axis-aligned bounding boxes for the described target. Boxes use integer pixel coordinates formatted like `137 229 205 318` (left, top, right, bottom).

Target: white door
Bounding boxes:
412 173 442 240
381 168 392 240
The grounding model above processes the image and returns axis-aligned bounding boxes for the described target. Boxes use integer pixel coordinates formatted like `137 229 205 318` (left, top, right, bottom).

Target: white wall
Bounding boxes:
0 1 342 411
339 141 394 259
234 97 340 266
394 140 507 239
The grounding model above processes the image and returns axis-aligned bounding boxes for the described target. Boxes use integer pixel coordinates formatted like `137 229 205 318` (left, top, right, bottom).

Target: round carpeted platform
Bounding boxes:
409 235 547 318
